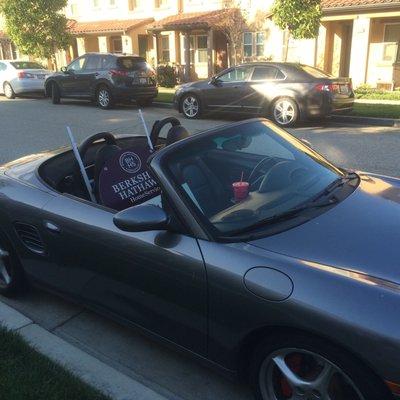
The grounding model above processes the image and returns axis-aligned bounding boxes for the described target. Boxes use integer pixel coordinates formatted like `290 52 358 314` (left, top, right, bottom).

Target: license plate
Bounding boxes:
139 77 147 84
340 85 349 94
36 74 45 80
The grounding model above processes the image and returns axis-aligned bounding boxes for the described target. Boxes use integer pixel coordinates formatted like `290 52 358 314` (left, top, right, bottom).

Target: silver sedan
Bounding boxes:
0 60 52 99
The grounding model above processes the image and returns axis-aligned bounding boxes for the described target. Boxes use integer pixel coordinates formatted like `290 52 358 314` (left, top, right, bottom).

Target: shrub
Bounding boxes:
156 65 177 88
354 83 400 101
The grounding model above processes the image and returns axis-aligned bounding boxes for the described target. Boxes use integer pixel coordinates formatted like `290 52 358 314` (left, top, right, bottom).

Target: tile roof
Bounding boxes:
149 9 235 31
322 0 400 9
69 18 154 35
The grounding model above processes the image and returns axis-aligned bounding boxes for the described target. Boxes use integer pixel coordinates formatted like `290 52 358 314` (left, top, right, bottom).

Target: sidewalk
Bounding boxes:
355 98 400 105
0 289 251 400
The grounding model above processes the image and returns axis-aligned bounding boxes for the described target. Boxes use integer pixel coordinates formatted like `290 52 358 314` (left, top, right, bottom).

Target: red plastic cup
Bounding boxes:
232 181 249 202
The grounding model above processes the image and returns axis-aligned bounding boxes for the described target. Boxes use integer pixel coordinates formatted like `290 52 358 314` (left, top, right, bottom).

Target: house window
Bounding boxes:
243 32 253 57
155 0 168 7
93 0 100 8
256 32 264 56
128 0 137 10
112 36 123 53
161 36 170 62
197 36 208 63
70 3 78 16
109 0 116 6
243 32 265 58
383 24 400 62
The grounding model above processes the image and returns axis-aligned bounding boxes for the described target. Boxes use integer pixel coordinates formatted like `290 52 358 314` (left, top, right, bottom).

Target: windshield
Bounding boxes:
117 57 148 71
166 120 343 236
11 61 44 70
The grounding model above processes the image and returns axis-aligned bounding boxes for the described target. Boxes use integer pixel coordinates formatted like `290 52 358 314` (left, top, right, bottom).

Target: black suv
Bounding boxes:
45 53 158 109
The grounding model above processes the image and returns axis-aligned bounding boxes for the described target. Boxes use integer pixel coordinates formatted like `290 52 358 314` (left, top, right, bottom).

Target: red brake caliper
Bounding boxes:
280 354 302 398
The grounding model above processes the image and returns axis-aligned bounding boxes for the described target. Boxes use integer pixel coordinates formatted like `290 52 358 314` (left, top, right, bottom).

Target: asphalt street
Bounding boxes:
1 95 400 400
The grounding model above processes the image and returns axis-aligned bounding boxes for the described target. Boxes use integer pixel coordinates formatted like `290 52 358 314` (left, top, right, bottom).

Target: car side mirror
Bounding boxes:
113 205 169 232
61 66 73 74
210 76 221 86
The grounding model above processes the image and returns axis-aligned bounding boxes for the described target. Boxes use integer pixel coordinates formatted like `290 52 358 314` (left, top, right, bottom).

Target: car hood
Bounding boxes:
249 173 400 284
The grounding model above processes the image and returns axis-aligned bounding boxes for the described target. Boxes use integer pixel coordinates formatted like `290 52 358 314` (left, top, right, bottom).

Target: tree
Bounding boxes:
0 0 71 66
272 0 322 60
215 2 249 66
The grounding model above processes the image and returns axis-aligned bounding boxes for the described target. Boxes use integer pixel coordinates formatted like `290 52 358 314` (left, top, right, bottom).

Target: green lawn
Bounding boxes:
351 103 400 119
0 326 110 400
155 86 175 103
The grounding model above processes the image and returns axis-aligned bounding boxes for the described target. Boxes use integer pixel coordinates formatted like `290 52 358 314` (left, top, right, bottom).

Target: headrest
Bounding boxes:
166 125 189 146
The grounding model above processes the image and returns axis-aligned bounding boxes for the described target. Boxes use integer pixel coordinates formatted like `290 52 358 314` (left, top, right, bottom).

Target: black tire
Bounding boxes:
51 82 61 104
136 98 153 107
96 85 114 110
249 333 392 400
271 97 299 127
3 82 15 99
181 93 202 119
0 231 27 297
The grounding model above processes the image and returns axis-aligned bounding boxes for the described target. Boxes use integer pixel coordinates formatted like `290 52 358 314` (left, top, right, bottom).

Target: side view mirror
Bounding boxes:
210 76 221 86
113 205 169 232
61 66 70 74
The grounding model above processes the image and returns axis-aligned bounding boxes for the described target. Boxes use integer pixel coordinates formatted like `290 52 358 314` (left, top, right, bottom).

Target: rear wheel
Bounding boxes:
271 97 298 127
0 232 26 297
97 85 114 109
249 333 392 400
51 82 61 104
3 82 15 99
181 94 201 119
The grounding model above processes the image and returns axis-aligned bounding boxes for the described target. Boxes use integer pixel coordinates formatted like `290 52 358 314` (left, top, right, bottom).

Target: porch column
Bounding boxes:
154 33 161 66
0 42 4 60
349 17 371 87
98 36 109 53
207 29 214 78
122 34 133 54
184 31 190 82
76 37 86 56
315 24 327 70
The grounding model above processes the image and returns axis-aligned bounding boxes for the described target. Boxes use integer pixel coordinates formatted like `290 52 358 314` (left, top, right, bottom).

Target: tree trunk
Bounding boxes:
283 29 290 62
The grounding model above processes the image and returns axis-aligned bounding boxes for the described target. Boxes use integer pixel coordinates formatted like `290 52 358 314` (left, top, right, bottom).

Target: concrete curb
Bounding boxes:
331 114 400 127
0 300 168 400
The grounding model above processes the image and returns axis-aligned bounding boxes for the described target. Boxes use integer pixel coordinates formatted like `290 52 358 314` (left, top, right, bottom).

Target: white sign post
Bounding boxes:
66 126 97 203
138 109 154 151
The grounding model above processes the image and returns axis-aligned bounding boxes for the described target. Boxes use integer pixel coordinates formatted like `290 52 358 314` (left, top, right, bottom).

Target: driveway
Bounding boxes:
1 95 400 400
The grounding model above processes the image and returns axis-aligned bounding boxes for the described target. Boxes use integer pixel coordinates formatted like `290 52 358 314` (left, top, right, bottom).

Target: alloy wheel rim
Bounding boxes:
98 90 110 107
0 248 11 287
274 100 295 125
259 348 365 400
182 96 199 117
4 84 12 98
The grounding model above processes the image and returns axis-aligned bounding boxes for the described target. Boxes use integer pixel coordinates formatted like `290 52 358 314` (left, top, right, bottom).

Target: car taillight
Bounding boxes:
315 83 339 92
109 69 128 77
18 71 35 79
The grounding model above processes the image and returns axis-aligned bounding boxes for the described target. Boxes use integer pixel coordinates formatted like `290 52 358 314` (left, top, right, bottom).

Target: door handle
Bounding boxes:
44 221 61 233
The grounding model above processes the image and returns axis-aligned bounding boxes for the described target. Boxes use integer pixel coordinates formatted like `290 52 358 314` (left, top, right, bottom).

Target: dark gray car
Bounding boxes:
174 63 354 126
0 118 398 400
45 53 158 109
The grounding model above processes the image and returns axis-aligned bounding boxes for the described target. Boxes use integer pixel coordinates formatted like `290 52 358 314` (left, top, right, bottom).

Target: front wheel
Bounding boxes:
181 94 201 119
0 233 26 297
249 333 392 400
3 82 15 99
97 86 114 109
271 97 298 127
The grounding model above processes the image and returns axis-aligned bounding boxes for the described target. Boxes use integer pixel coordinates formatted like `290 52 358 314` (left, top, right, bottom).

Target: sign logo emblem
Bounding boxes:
119 152 141 174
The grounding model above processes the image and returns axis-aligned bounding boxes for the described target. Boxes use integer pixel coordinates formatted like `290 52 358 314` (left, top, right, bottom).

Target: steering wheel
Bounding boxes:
73 132 118 198
150 117 181 147
248 156 275 190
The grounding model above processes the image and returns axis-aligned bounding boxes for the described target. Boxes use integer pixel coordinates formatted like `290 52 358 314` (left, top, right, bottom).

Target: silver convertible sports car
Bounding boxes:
0 117 399 400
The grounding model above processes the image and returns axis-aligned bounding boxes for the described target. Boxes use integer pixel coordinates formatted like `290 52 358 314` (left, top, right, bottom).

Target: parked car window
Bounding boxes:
68 57 87 72
85 55 101 70
218 66 253 82
117 56 148 71
10 61 44 69
251 66 284 81
0 62 6 71
299 65 334 78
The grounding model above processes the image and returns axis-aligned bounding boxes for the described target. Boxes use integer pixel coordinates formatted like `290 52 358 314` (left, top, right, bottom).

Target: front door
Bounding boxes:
41 194 208 355
204 65 253 112
138 35 148 59
59 55 90 96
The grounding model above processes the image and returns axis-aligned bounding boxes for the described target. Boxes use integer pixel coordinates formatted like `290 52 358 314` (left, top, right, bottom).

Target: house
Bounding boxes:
1 0 399 88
